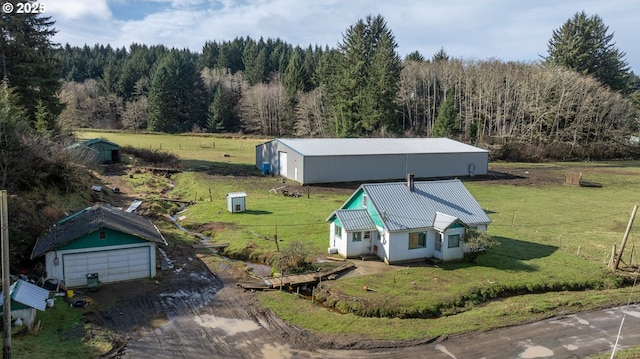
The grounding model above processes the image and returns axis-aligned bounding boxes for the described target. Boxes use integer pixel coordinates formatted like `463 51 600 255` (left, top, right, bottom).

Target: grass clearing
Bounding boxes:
4 300 108 359
80 131 640 341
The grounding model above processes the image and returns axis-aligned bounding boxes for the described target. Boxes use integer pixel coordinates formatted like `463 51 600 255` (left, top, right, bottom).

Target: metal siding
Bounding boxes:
442 227 466 261
345 232 365 257
406 152 488 178
58 228 145 251
257 138 488 184
304 154 406 184
330 223 348 257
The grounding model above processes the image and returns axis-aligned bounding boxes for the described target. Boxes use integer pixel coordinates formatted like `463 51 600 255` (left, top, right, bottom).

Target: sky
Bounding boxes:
47 0 639 73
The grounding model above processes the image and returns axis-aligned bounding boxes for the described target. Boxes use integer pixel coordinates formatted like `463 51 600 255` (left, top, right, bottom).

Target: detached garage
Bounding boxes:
255 138 489 185
31 204 166 288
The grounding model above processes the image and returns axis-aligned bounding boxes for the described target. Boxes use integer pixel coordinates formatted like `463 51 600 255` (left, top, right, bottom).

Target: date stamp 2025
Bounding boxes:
2 2 46 14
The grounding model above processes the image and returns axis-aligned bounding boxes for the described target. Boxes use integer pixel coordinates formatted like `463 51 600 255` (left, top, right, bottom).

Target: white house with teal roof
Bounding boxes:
326 175 491 264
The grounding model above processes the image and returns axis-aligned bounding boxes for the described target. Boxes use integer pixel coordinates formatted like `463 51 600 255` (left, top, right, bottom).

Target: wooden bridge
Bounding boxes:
239 262 354 291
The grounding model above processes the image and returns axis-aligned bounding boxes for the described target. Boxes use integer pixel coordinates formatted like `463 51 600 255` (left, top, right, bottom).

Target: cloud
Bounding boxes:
47 0 639 71
47 0 112 21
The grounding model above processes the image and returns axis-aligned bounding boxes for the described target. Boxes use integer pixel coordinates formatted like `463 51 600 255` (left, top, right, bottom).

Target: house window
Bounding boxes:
435 233 442 251
99 230 106 239
364 231 371 240
353 232 362 242
362 195 368 208
409 232 426 249
335 224 342 238
448 234 460 248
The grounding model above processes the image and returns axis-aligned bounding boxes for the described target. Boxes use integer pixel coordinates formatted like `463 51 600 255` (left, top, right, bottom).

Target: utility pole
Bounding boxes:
611 205 638 271
1 190 11 359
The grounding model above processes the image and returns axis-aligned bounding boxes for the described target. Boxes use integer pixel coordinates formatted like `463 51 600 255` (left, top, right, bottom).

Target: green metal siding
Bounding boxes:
59 228 146 251
343 190 384 228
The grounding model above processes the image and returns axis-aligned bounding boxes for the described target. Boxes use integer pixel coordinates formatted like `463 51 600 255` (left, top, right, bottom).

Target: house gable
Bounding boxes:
58 227 149 251
338 188 385 228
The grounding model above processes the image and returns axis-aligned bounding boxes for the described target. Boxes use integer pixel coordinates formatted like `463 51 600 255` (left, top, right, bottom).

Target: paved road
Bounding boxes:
381 304 640 359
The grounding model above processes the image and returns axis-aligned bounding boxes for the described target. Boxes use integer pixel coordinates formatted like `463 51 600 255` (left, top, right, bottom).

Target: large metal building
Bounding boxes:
255 138 489 184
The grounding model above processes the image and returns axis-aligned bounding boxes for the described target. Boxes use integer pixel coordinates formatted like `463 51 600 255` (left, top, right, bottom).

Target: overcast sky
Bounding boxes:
47 0 639 72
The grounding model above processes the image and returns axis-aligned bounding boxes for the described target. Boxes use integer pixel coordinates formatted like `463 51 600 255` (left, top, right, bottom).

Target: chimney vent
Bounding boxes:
407 173 415 191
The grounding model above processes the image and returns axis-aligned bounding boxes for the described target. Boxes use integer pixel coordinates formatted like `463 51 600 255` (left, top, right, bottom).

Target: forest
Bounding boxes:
52 13 640 161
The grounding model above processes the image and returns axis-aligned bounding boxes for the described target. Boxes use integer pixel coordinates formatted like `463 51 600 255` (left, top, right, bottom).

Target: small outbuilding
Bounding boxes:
30 204 166 288
0 280 51 330
255 138 489 184
82 138 121 163
227 192 247 213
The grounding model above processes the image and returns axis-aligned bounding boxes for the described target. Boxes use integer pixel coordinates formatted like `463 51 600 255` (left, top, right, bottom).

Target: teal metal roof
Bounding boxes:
331 209 377 231
82 138 119 148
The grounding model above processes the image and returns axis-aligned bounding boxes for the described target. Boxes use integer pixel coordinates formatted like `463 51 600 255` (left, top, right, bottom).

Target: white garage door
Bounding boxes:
63 246 151 287
279 151 288 177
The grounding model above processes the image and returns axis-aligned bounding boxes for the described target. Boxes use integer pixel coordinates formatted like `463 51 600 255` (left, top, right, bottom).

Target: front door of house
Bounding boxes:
364 231 372 254
434 232 443 259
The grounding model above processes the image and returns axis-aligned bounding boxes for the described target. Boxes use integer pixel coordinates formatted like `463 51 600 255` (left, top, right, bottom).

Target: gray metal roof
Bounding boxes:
276 138 488 156
31 204 166 259
433 212 461 232
332 209 378 231
362 179 491 231
0 280 50 311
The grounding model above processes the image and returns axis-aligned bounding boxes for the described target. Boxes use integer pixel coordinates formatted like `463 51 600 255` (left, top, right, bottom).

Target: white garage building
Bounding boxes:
31 204 166 287
255 138 489 184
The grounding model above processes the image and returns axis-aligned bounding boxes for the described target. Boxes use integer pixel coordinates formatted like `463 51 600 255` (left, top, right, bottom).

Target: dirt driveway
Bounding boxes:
81 244 640 359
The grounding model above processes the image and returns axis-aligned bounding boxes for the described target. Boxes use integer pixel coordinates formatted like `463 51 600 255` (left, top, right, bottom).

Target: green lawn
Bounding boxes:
77 131 640 342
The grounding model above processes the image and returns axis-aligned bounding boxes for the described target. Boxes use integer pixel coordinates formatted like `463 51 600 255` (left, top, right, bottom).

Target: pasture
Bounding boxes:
78 131 640 340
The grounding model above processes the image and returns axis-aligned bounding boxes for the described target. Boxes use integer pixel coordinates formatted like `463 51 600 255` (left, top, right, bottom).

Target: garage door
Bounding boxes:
279 151 287 177
63 246 151 287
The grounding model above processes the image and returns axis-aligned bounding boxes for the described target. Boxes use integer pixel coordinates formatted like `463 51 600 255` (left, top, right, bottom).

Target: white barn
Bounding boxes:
255 138 488 185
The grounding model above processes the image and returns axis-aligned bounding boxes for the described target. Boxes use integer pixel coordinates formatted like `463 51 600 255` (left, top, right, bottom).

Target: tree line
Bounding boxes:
3 7 640 161
53 13 639 160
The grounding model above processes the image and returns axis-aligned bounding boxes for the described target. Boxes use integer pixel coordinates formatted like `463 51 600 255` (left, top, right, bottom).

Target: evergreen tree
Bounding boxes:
432 92 460 138
207 83 235 132
242 39 267 85
284 47 307 98
0 80 30 191
432 47 449 62
0 1 63 129
545 11 631 92
405 51 425 62
331 14 402 136
147 50 207 133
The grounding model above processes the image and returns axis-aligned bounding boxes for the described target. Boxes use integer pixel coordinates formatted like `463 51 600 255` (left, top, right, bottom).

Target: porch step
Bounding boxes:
426 257 442 265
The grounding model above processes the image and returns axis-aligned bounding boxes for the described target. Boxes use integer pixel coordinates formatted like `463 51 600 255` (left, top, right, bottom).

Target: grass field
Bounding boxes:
76 131 640 345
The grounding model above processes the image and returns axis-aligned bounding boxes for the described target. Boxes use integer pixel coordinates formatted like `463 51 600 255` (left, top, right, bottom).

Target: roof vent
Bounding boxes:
407 173 415 191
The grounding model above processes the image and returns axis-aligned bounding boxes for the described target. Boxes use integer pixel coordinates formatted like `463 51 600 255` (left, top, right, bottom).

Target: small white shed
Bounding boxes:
227 192 247 213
